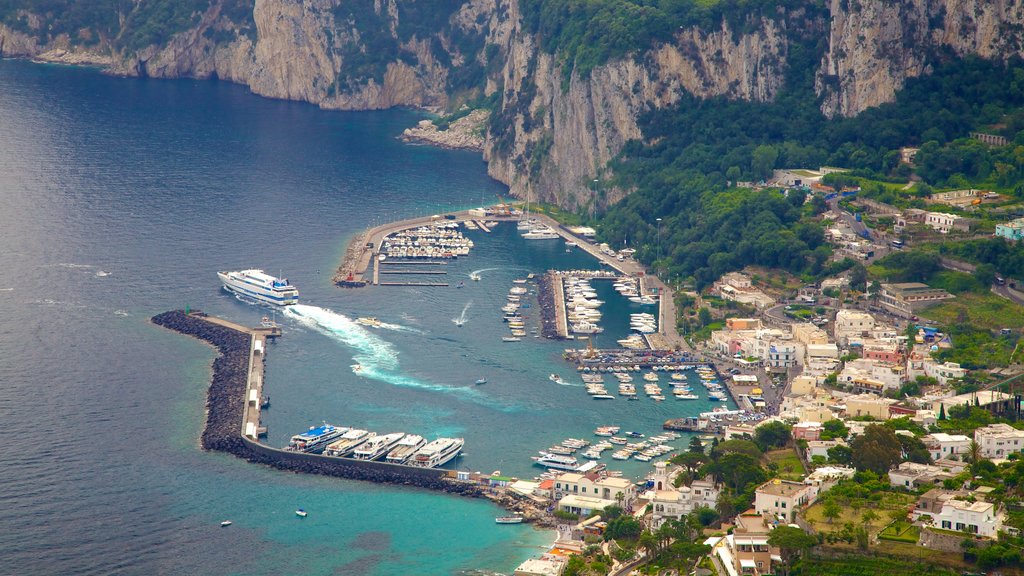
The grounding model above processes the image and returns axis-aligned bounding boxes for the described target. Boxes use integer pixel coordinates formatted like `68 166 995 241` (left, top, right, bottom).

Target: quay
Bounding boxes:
151 309 551 524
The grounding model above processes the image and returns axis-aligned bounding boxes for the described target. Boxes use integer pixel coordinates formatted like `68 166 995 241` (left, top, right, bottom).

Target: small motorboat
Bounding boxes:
220 520 233 527
549 374 565 385
296 509 308 518
475 378 487 385
495 516 524 524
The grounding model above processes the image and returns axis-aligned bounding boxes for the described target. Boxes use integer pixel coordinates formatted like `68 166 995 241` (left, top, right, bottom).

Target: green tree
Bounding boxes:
850 424 903 475
767 525 817 576
754 421 792 452
751 144 779 180
689 435 705 454
861 509 879 526
820 419 849 441
822 499 842 524
827 444 853 465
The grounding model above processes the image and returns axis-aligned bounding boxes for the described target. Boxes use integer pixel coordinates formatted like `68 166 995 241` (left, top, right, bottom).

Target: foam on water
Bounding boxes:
284 304 517 412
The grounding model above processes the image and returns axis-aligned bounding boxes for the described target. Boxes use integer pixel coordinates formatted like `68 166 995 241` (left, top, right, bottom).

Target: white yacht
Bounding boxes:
385 434 427 464
522 227 560 240
352 432 406 460
408 437 464 468
532 453 580 471
217 269 298 305
287 424 347 453
323 429 376 457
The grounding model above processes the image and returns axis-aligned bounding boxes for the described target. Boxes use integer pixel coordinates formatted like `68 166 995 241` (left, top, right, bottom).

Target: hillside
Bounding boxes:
5 0 1024 210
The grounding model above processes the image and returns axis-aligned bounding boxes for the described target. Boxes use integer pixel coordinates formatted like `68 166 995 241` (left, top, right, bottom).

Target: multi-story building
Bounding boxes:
839 358 907 392
925 212 962 233
914 489 1004 538
647 478 720 528
834 310 876 343
553 472 635 509
754 479 818 522
995 217 1024 242
879 283 954 316
792 421 823 441
724 512 780 576
844 393 898 420
975 423 1024 459
923 433 972 462
907 357 966 385
889 462 956 490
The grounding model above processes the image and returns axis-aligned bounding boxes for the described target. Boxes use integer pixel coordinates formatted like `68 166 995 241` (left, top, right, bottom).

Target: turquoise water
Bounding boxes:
0 60 725 575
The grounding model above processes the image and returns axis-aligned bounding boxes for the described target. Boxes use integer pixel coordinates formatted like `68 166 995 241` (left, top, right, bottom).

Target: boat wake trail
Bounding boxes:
452 301 472 326
284 304 516 412
376 321 424 334
467 267 530 280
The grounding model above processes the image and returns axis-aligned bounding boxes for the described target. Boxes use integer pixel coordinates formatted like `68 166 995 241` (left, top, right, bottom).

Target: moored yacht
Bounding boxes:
408 437 464 468
324 428 376 457
352 432 406 460
385 434 427 464
287 424 347 453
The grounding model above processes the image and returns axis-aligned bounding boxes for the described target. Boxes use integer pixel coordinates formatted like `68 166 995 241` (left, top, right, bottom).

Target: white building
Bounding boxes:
839 358 907 392
514 557 567 576
648 480 721 528
834 310 876 343
907 358 966 385
934 499 1004 538
754 479 818 522
975 423 1024 459
923 433 972 462
925 212 961 233
889 462 956 490
553 472 635 505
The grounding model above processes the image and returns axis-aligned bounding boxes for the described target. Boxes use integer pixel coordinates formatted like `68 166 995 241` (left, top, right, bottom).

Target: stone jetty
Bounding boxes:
151 310 548 517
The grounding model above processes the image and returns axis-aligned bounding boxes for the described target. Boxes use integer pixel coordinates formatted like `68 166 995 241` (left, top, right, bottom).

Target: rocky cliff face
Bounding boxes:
5 0 1024 210
817 0 1024 118
485 13 797 209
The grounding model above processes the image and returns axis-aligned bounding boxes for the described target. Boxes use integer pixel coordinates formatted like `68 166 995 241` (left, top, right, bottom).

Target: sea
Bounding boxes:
0 59 732 575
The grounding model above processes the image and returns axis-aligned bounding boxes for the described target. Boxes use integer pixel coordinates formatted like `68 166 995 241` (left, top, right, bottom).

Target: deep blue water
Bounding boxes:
0 60 726 575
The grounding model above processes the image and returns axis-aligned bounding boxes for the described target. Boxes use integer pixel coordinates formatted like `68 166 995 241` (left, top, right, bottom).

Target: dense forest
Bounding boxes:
600 50 1024 286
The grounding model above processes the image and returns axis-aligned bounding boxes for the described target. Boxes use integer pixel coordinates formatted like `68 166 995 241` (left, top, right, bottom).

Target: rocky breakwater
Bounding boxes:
399 109 489 151
150 310 547 518
536 272 562 340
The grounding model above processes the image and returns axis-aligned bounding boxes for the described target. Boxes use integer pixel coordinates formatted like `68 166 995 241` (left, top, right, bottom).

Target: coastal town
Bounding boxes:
190 181 1024 576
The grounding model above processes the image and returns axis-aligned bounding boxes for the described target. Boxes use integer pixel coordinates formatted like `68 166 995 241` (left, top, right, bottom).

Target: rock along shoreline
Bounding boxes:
151 309 553 525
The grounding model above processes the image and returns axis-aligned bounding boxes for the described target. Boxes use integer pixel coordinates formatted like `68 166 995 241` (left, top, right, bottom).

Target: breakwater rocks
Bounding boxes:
536 273 562 340
151 310 543 514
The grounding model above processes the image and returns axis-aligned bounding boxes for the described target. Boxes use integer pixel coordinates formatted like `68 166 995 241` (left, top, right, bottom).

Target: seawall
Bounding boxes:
150 310 550 515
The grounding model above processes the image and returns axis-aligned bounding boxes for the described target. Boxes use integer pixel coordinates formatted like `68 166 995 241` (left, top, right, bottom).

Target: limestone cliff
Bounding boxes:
5 0 1024 210
818 0 1024 118
485 13 797 209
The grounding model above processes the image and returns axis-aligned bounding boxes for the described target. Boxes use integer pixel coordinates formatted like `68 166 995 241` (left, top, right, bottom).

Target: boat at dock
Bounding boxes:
323 428 375 457
408 437 464 468
352 432 406 460
532 453 580 471
495 516 524 524
218 269 298 306
384 434 427 464
286 424 347 453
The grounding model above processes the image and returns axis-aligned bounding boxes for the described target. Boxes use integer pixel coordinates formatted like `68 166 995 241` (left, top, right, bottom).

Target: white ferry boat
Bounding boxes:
385 434 427 464
532 453 580 471
324 429 376 457
352 432 406 460
408 437 464 468
217 269 298 305
287 424 347 453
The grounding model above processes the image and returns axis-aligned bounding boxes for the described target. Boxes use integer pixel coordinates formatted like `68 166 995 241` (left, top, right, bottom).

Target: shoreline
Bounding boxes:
151 309 554 525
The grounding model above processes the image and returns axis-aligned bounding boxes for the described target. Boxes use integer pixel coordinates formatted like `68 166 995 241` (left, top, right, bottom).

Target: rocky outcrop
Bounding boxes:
817 0 1024 117
399 109 488 150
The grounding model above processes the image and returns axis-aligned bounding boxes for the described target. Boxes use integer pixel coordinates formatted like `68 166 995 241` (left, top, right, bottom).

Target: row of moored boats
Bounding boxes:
379 222 474 260
285 424 464 468
564 276 604 335
501 280 535 342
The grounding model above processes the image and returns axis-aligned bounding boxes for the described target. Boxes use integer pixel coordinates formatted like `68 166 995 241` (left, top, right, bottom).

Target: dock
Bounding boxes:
379 270 447 275
551 273 569 338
